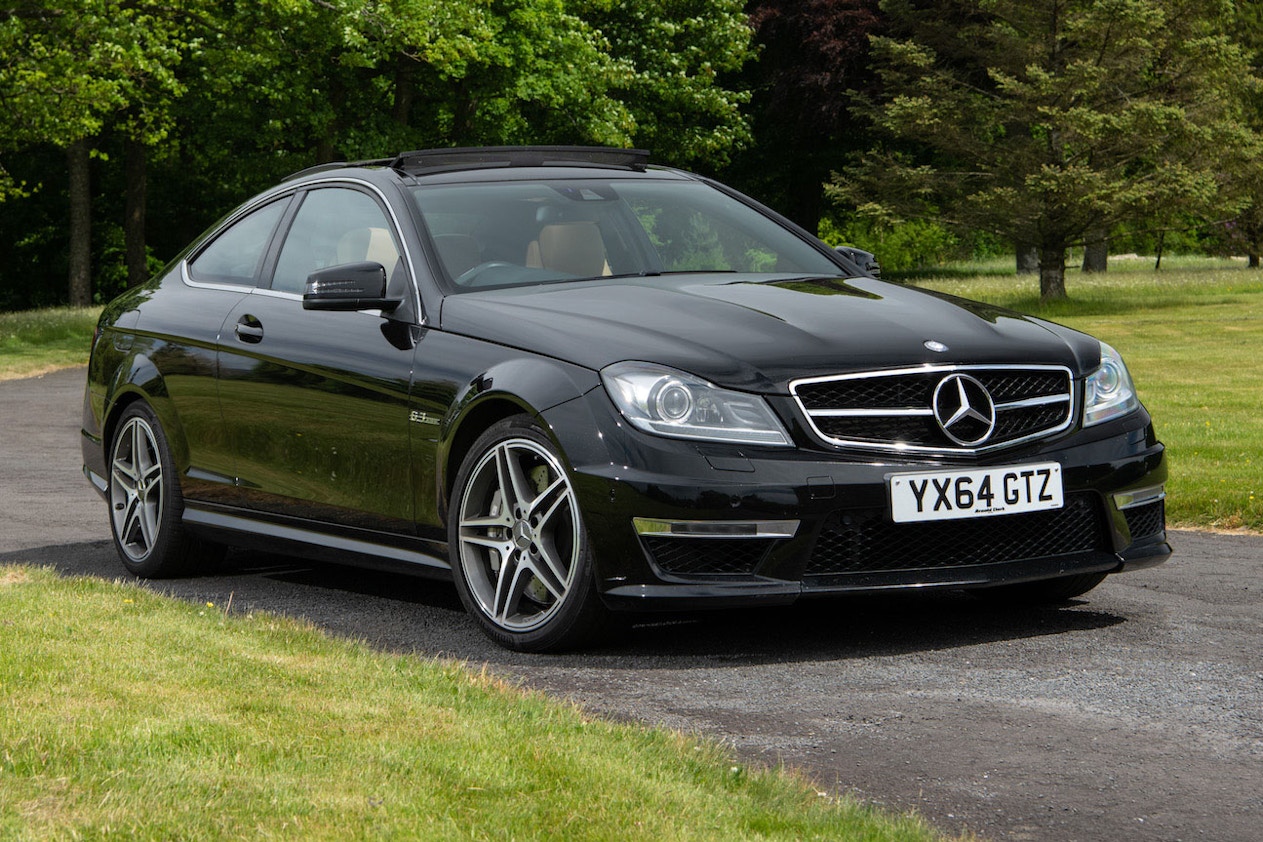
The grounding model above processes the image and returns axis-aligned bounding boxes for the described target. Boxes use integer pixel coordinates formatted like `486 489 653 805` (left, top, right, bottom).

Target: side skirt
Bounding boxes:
182 504 452 581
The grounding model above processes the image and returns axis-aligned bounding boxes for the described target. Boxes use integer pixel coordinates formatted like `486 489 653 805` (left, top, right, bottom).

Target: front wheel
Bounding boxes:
107 402 222 578
449 415 609 651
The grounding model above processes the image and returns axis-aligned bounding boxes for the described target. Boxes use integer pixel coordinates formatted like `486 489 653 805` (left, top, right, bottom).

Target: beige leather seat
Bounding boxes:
337 227 400 268
525 222 610 277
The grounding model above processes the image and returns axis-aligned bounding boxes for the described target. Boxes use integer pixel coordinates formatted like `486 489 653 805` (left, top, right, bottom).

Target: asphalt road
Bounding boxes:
4 368 1261 841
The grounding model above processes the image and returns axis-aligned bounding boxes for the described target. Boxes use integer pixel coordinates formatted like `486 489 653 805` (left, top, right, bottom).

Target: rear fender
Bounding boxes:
101 351 190 473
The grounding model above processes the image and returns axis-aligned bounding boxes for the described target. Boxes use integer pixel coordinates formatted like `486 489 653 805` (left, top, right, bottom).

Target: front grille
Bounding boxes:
1123 499 1165 541
805 493 1108 576
642 537 775 577
791 365 1074 454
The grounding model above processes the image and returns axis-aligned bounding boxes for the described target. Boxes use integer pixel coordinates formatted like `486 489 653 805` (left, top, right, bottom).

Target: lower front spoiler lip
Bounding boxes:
598 547 1172 612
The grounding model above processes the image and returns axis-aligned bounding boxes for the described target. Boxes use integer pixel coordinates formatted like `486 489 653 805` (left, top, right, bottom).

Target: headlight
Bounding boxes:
601 362 792 446
1083 342 1139 426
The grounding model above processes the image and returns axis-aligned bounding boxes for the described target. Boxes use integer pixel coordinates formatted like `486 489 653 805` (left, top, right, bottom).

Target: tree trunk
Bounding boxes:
1248 253 1259 269
67 139 92 307
452 79 477 145
1016 243 1039 275
125 139 148 287
1154 231 1165 271
392 52 415 125
1083 227 1108 273
1039 246 1067 301
784 157 825 236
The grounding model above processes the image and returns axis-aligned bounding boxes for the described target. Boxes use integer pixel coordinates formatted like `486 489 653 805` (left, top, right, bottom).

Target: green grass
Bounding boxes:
911 260 1263 532
0 306 101 381
0 565 951 842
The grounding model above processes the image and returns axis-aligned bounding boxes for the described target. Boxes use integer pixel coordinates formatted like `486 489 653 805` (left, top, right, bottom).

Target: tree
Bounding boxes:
841 0 1261 299
1221 0 1263 268
575 0 755 170
726 0 882 230
0 0 757 308
1 1 189 301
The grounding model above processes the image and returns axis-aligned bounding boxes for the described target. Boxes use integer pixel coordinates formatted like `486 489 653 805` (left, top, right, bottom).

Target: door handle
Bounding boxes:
234 315 263 343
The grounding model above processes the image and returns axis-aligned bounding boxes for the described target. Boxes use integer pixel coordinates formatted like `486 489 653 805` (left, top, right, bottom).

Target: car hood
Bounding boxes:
438 275 1102 392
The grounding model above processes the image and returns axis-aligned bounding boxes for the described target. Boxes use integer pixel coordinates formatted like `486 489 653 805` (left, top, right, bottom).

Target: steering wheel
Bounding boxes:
454 261 517 287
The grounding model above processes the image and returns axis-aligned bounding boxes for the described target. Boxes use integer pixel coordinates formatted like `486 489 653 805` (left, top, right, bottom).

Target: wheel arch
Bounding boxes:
101 354 189 473
443 397 532 507
437 356 601 518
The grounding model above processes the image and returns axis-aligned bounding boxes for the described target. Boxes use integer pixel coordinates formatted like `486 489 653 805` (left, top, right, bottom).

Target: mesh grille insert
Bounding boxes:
805 494 1108 577
1123 500 1165 541
642 537 774 577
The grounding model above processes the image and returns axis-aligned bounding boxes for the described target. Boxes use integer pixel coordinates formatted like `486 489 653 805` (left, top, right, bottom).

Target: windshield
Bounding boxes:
410 178 845 290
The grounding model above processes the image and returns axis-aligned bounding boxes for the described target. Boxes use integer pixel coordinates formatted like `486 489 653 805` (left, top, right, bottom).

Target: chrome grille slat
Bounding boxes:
791 365 1075 455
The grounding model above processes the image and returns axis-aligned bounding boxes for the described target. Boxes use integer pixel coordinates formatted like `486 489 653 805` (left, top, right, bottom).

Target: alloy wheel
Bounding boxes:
456 437 580 633
110 415 165 562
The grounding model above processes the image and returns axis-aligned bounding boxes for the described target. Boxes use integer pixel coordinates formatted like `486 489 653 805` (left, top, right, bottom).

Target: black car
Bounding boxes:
82 146 1170 651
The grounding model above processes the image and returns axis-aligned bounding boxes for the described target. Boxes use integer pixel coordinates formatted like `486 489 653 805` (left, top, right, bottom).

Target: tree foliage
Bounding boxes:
838 0 1262 298
0 1 186 197
0 0 755 308
576 0 753 169
727 0 882 230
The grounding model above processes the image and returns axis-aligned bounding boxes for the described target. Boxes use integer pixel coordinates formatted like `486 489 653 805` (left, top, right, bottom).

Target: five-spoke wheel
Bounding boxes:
110 412 165 564
107 402 220 577
450 416 607 650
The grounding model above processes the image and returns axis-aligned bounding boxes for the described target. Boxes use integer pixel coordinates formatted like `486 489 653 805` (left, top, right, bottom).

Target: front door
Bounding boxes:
215 185 417 536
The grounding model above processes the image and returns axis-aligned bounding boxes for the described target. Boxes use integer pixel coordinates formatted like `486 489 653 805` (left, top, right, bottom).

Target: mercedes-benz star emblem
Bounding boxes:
924 340 949 353
932 373 996 446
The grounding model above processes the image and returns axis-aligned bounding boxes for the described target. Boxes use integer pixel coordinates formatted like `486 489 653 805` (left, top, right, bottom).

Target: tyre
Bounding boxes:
973 571 1108 605
449 415 609 652
107 402 223 578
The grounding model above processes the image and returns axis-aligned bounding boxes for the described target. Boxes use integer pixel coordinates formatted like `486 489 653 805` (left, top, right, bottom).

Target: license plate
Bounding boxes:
888 462 1063 523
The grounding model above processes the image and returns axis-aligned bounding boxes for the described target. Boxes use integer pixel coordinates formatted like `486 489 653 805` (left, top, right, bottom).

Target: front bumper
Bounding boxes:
544 391 1171 612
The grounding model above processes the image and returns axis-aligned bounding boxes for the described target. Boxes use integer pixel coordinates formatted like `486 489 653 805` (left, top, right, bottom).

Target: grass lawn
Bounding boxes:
0 305 101 381
0 565 951 842
909 257 1263 532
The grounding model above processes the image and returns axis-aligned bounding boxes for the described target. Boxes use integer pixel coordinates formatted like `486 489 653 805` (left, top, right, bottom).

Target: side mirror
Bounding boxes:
302 262 402 311
834 245 882 279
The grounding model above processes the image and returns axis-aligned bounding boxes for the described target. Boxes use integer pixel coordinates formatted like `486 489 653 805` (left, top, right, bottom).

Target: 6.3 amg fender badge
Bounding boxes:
932 373 996 446
409 410 440 426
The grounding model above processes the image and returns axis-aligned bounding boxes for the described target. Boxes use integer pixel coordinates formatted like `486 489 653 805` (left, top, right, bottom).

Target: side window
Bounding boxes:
188 199 287 285
271 188 402 294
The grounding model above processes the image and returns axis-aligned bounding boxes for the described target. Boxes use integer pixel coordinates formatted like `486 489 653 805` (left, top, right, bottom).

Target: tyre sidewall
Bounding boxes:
447 415 605 652
107 402 194 578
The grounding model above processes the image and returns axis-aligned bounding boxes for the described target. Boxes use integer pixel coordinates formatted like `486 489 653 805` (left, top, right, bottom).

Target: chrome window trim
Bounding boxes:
182 176 426 323
789 364 1076 456
180 261 255 293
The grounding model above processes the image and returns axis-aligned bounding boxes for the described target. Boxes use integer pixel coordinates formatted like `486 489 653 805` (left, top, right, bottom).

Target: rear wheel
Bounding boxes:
449 415 609 651
974 571 1108 605
107 402 222 578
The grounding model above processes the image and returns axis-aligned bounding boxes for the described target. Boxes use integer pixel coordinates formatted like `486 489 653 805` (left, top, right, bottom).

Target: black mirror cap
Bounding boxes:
834 245 882 279
303 262 401 311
